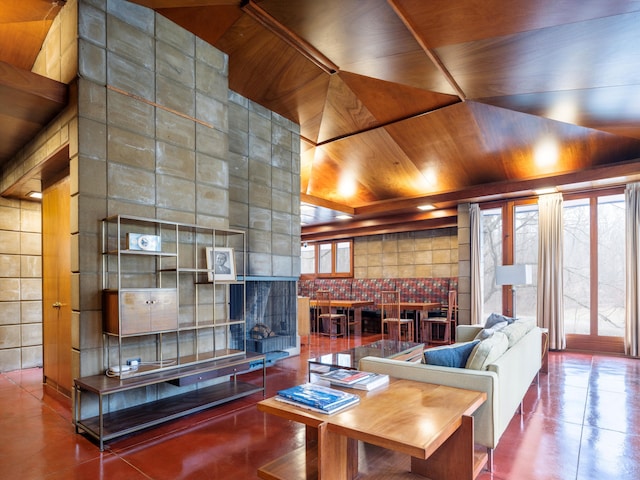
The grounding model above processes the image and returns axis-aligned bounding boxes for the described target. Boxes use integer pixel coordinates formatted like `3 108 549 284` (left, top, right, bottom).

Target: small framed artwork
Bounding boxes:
206 247 236 282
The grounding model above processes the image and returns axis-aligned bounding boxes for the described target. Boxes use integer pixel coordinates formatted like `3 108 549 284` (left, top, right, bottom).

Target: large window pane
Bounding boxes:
597 195 625 337
563 198 590 334
301 244 315 274
514 204 538 321
482 208 502 317
335 241 351 273
318 243 332 273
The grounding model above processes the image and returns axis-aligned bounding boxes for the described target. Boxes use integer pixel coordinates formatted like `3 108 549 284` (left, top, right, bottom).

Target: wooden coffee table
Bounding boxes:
257 378 487 480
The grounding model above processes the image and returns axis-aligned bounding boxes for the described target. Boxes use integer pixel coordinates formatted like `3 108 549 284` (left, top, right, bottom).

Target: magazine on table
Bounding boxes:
276 383 360 414
346 372 389 391
319 368 371 386
319 368 389 391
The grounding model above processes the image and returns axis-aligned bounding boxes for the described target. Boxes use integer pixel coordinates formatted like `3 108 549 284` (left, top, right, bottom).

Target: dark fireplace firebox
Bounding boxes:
241 281 297 354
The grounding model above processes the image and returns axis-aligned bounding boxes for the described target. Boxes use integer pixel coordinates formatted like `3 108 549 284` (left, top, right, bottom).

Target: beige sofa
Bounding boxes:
359 322 542 468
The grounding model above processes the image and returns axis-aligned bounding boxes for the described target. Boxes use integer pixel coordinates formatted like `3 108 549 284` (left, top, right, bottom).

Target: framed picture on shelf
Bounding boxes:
206 247 236 282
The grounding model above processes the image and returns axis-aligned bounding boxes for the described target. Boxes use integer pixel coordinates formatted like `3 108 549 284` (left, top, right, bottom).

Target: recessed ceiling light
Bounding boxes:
417 204 435 211
27 191 43 199
336 214 352 220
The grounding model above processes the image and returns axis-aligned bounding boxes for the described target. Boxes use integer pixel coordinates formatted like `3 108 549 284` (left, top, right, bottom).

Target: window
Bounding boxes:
481 200 537 320
301 243 315 275
563 193 624 343
481 208 502 317
300 240 353 278
481 190 624 353
513 204 538 321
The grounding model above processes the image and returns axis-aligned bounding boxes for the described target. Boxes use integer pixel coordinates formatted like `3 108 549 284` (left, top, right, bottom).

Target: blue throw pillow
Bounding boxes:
485 312 516 329
423 341 480 368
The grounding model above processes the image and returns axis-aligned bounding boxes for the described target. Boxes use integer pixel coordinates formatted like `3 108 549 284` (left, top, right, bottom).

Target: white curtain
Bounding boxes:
470 203 483 324
537 193 565 350
625 183 640 356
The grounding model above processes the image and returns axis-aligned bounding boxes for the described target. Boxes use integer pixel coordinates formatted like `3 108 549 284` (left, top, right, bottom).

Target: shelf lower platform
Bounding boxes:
75 353 266 450
77 381 262 446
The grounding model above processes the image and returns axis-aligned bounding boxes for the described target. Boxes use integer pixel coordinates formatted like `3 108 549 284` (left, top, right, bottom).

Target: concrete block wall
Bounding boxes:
353 228 458 279
0 200 43 371
228 94 301 278
73 0 237 379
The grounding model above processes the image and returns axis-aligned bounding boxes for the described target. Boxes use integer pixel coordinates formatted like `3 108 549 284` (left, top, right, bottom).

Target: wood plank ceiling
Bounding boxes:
0 1 68 176
141 0 640 238
4 1 640 238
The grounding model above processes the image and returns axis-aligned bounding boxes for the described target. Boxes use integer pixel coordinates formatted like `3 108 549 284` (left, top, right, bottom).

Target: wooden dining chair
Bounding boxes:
316 290 346 338
380 290 414 342
421 290 456 345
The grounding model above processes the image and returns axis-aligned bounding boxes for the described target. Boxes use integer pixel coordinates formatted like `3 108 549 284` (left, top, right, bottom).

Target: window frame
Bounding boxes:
300 239 354 279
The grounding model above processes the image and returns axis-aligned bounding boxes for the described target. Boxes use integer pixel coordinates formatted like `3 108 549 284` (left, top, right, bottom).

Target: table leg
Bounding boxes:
353 307 362 336
317 422 353 480
411 415 484 480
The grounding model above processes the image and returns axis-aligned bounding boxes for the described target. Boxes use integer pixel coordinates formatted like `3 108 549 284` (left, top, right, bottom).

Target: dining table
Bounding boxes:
309 299 374 336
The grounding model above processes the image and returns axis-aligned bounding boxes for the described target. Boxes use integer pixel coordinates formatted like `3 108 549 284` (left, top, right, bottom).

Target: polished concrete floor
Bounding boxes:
1 332 639 479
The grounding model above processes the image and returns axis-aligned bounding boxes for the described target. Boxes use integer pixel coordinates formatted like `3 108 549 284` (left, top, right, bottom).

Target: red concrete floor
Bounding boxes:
1 332 640 479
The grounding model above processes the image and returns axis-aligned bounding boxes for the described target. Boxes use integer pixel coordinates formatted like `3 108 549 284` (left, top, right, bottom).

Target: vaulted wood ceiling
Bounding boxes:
4 1 640 238
136 0 640 237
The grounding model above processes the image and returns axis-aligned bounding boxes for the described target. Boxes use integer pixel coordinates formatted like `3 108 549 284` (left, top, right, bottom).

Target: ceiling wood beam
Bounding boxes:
355 157 640 217
302 208 458 241
301 193 354 215
241 0 339 75
129 1 239 8
387 0 466 100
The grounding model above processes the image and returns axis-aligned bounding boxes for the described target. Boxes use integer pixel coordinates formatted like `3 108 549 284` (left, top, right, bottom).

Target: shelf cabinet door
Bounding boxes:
104 289 177 335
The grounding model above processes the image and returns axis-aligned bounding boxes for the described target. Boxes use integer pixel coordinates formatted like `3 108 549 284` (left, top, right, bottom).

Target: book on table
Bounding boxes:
319 368 371 386
319 368 389 391
346 372 389 391
276 383 360 414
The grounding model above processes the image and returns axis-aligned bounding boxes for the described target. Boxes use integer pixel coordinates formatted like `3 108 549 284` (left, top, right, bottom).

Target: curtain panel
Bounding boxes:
537 193 566 350
625 183 640 356
470 203 483 325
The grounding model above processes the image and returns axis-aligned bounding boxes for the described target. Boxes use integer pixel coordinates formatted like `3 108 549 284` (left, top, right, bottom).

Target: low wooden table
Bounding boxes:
257 378 487 480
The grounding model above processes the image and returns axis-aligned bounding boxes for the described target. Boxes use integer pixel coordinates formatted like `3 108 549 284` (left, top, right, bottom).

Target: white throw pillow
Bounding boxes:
475 320 508 340
466 331 509 370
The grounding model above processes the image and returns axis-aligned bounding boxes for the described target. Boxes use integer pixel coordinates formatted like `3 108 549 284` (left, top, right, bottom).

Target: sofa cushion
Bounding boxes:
501 318 536 347
485 312 516 329
423 341 480 368
475 320 508 340
465 331 509 370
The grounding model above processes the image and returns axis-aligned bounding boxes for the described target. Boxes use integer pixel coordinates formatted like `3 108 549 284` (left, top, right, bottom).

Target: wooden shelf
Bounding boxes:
77 381 261 440
75 353 265 450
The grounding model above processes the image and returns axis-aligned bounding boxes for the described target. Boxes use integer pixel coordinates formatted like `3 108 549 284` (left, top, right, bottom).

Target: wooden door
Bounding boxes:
42 176 72 398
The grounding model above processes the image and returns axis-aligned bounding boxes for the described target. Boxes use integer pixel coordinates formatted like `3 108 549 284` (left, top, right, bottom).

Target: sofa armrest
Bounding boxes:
456 325 483 342
358 356 499 449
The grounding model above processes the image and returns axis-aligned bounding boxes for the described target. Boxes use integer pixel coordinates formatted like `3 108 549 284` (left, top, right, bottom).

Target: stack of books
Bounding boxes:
319 369 389 391
276 383 360 414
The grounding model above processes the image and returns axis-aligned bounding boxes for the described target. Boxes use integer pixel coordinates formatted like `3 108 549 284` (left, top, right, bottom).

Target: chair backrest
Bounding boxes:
316 290 332 316
380 290 401 320
447 290 457 323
